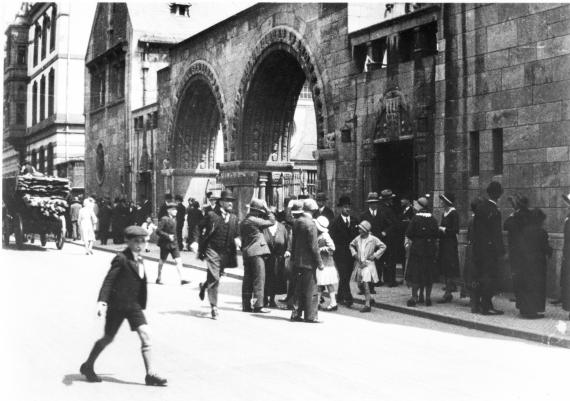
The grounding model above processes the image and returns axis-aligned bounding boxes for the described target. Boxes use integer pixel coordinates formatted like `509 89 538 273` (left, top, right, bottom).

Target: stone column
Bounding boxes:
258 173 268 203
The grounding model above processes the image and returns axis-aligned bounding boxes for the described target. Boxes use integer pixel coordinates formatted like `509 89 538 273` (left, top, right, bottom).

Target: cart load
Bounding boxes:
16 174 70 218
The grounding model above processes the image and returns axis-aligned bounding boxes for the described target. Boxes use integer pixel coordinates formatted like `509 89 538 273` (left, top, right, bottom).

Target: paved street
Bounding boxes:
0 242 568 401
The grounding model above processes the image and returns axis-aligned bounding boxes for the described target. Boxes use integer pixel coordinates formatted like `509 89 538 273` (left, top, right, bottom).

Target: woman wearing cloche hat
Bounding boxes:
315 216 339 311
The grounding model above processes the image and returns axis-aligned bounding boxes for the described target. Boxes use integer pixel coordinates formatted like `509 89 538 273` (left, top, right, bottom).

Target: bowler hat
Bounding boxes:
358 220 372 233
337 195 351 207
439 192 455 206
380 189 396 200
315 216 329 233
219 190 236 201
124 225 148 239
316 192 328 201
365 192 380 203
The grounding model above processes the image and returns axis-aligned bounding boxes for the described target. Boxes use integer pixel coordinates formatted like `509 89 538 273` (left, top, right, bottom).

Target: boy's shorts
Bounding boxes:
105 307 147 337
159 243 180 260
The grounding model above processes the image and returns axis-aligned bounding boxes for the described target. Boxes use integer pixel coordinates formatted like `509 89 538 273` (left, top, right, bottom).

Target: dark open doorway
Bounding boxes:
374 139 414 197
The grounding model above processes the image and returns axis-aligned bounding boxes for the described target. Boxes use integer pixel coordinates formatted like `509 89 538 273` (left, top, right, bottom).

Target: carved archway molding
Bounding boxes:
230 26 328 162
169 60 228 156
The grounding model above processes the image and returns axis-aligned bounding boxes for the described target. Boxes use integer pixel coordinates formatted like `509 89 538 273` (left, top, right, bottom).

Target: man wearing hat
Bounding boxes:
191 190 240 319
330 195 360 307
80 226 167 386
174 195 186 250
155 201 189 286
315 192 335 224
70 196 82 241
290 198 324 322
239 198 274 313
203 191 218 215
281 199 304 309
396 193 415 270
437 192 460 303
378 189 401 287
472 181 505 315
158 193 173 219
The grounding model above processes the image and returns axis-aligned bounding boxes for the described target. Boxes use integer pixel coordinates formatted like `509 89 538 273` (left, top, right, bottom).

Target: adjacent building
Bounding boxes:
3 2 95 192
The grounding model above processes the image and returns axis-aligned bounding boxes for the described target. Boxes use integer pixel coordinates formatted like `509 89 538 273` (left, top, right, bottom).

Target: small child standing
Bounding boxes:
141 216 157 253
350 220 386 313
315 216 339 311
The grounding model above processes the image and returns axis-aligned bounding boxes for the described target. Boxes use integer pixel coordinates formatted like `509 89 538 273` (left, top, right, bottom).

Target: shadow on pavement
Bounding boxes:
62 373 144 386
2 243 47 252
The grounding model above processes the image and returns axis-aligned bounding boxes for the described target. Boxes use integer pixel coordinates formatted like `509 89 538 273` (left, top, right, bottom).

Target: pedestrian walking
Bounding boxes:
78 198 98 255
315 192 335 223
315 216 339 311
70 197 82 240
186 199 203 251
350 220 386 312
80 226 167 386
472 181 506 315
503 195 532 308
157 194 173 219
155 202 189 286
290 199 323 323
561 192 570 319
437 193 460 303
404 196 439 307
191 190 240 320
240 198 273 313
263 206 291 308
174 195 186 250
378 189 400 287
141 216 157 253
329 195 359 307
517 208 552 319
359 192 382 291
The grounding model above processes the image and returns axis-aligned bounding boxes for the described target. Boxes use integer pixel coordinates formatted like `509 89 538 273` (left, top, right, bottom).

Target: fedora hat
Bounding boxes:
337 195 351 207
563 192 570 206
365 192 380 203
316 192 328 201
315 216 330 233
380 189 396 200
417 196 429 209
219 189 236 201
439 192 455 206
248 198 267 213
358 220 372 233
290 200 304 215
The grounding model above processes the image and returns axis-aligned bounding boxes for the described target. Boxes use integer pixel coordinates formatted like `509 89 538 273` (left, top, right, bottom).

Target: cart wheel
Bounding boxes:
14 214 24 250
40 233 47 247
56 229 64 250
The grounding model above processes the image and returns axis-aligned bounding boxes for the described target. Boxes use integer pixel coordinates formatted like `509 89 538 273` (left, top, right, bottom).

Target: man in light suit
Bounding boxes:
240 198 274 313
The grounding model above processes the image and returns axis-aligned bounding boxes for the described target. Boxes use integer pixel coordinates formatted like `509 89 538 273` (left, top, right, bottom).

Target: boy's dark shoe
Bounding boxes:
145 374 168 387
80 363 102 383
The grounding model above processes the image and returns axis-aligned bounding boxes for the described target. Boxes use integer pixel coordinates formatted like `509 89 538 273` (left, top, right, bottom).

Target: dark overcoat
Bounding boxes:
194 207 239 268
472 199 505 280
437 208 460 279
329 214 360 271
405 212 439 287
561 214 570 311
264 222 291 295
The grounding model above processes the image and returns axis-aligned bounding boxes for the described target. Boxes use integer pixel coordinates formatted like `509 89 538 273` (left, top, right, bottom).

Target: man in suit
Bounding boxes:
174 195 186 250
203 191 218 215
240 198 274 313
155 202 189 286
186 199 203 251
137 195 152 225
157 194 173 219
80 226 167 386
70 197 82 240
315 192 335 224
472 181 506 315
359 192 383 290
378 189 401 287
290 199 324 323
98 197 113 245
330 195 360 307
191 190 241 319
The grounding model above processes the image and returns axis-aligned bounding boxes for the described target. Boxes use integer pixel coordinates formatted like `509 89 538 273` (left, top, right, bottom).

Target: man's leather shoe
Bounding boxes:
481 309 503 316
290 314 303 322
253 307 271 313
305 318 322 323
155 278 163 285
344 301 353 308
211 307 219 320
425 299 432 307
360 306 372 313
180 279 190 285
242 307 253 312
80 363 102 383
145 374 167 387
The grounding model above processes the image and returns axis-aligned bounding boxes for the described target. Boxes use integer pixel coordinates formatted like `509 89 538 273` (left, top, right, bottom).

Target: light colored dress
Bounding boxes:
316 232 339 286
78 206 98 242
350 234 386 284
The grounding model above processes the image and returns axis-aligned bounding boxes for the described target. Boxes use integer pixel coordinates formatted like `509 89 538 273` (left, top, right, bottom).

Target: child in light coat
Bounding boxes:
350 220 386 313
141 216 157 253
315 216 339 311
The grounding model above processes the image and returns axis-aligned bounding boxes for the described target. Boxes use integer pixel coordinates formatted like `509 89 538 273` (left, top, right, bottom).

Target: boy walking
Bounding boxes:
156 202 189 285
80 226 167 386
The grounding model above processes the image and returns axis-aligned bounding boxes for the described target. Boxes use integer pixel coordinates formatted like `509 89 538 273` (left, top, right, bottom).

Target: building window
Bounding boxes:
90 67 106 109
492 128 503 175
17 45 26 65
50 5 57 52
41 16 49 60
38 146 45 173
48 68 55 116
109 60 125 101
169 3 191 16
33 23 40 66
32 81 38 125
31 149 37 168
16 103 25 125
469 131 480 177
40 75 46 121
152 111 158 128
96 144 105 185
47 143 54 174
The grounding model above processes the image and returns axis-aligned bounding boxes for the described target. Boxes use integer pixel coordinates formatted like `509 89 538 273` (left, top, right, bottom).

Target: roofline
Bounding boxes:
175 2 261 49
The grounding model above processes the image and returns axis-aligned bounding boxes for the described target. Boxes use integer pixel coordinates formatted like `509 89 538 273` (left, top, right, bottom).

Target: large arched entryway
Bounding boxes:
220 30 326 215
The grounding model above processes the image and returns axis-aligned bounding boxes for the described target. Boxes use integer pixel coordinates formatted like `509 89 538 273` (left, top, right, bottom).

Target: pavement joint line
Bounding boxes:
67 240 570 349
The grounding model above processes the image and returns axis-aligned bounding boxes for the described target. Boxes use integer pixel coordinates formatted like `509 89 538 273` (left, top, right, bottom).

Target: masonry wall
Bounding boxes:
441 3 570 296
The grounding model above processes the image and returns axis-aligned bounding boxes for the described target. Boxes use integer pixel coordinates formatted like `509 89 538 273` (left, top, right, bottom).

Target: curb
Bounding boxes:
71 241 570 349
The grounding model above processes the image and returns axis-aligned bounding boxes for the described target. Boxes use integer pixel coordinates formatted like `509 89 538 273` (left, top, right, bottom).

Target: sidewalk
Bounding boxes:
74 239 570 348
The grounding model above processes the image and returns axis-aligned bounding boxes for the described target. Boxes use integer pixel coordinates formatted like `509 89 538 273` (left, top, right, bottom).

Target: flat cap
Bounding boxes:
124 225 148 239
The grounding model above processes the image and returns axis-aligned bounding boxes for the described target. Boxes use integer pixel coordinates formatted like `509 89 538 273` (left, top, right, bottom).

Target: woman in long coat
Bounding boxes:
405 196 440 307
517 208 552 318
78 198 98 255
437 193 460 303
263 207 291 308
561 193 570 319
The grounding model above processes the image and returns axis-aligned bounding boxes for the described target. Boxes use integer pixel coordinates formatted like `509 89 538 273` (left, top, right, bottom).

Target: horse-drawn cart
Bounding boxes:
2 175 70 250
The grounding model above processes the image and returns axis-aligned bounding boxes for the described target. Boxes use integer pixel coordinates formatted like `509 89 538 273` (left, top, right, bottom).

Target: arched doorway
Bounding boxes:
221 32 326 215
170 76 224 203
